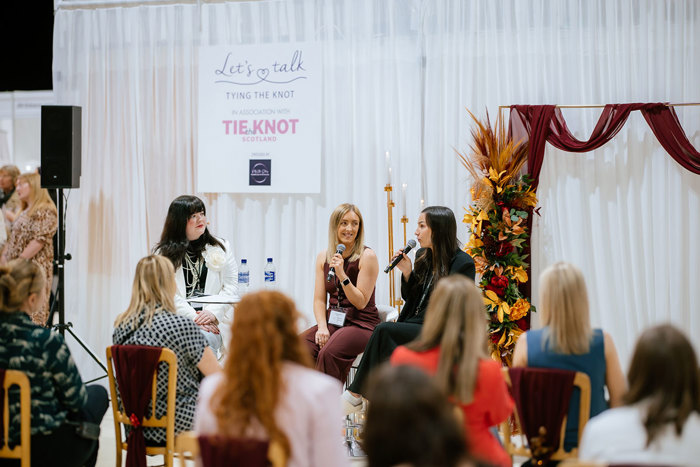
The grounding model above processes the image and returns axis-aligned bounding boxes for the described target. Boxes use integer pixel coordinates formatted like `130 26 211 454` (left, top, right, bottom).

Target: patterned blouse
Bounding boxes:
112 310 207 444
0 311 88 445
3 205 58 325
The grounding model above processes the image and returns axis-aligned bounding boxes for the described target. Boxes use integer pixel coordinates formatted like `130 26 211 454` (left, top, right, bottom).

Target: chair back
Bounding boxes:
501 367 591 462
176 431 287 467
376 305 398 323
106 346 178 467
0 369 30 467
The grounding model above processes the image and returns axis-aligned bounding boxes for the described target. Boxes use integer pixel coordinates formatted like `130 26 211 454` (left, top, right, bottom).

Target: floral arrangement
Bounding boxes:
202 244 227 271
457 111 538 366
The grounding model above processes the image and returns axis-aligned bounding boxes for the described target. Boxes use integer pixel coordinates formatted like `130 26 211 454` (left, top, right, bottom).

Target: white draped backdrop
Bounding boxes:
52 0 700 382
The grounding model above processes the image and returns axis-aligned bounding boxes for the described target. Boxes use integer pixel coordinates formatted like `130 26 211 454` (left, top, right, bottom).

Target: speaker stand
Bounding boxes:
48 188 108 384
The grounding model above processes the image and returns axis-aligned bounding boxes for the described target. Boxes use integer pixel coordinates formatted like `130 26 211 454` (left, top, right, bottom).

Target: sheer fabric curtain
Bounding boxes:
53 0 700 378
53 0 424 379
423 0 700 366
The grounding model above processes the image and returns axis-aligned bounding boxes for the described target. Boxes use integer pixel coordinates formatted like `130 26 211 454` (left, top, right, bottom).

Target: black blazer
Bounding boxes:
397 248 476 323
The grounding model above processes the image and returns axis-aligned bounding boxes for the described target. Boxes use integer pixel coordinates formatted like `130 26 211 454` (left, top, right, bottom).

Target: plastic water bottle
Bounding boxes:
264 257 276 288
238 259 249 295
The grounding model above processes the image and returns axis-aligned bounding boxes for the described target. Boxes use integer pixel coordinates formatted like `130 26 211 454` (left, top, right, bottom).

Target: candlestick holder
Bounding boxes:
385 184 396 310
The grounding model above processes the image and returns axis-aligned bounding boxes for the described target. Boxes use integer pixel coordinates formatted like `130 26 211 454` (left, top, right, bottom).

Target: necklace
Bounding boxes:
183 252 203 295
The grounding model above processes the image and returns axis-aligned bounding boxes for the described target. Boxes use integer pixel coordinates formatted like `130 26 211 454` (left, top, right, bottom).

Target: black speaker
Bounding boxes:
41 106 81 189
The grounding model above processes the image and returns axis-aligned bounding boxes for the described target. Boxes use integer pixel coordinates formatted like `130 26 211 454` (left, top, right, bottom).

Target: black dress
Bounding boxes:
347 248 475 394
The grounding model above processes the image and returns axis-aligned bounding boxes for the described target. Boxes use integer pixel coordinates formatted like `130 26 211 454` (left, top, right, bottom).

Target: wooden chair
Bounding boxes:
500 367 591 462
106 346 178 467
175 431 287 467
0 370 31 467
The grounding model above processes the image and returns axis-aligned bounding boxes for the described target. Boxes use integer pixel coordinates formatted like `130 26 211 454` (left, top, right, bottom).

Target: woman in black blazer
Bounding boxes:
344 206 475 408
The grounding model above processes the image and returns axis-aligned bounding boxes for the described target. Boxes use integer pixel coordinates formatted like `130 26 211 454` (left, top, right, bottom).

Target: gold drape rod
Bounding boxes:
498 103 700 110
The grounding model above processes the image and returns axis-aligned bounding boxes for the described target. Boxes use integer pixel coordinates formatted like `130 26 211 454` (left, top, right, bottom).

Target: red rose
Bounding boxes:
490 331 502 344
494 242 514 257
515 318 529 330
485 275 509 296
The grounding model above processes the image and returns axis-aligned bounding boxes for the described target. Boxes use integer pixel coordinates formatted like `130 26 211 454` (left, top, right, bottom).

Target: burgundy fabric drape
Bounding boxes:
0 369 5 445
640 104 700 174
506 102 700 304
508 367 575 464
510 102 700 190
111 345 163 467
510 104 646 191
198 435 271 467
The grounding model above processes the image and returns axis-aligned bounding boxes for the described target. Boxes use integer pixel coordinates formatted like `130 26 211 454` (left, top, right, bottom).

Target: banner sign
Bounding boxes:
197 43 321 193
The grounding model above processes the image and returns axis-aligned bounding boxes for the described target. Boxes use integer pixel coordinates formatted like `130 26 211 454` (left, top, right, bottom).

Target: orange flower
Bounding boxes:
509 298 530 321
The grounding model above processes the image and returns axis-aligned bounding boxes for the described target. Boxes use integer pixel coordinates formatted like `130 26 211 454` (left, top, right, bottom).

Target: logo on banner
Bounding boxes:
249 160 271 185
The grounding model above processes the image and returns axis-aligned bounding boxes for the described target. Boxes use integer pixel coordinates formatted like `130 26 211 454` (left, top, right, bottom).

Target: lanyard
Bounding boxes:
414 273 435 316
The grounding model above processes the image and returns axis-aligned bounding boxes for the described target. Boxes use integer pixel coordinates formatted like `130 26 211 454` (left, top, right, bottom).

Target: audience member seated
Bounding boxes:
0 165 21 224
363 364 489 467
195 290 349 467
0 173 57 325
579 324 700 464
344 206 475 411
113 255 220 446
512 261 626 451
391 275 514 467
154 195 238 353
0 258 108 467
302 203 380 384
0 164 18 248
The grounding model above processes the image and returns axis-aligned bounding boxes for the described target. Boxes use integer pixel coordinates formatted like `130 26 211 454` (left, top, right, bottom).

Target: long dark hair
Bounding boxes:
362 364 467 467
154 195 224 267
413 206 458 284
624 324 700 446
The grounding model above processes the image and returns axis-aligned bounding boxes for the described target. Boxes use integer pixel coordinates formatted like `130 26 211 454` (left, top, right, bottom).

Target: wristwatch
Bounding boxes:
342 278 351 287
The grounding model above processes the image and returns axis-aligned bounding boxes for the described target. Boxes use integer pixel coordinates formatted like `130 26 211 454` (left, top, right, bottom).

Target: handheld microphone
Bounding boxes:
384 239 417 273
326 244 347 281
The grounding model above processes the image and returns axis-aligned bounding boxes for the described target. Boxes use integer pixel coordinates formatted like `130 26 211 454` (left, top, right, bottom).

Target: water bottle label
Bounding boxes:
264 271 276 282
238 272 249 283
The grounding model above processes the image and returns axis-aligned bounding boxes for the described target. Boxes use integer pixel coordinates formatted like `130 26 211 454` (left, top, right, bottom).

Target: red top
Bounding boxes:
391 346 514 467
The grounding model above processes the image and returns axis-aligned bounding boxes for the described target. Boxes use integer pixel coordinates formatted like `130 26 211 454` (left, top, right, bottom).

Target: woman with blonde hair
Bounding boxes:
113 255 220 446
0 172 57 325
0 259 108 466
302 203 380 383
512 261 626 451
195 290 348 467
391 275 514 467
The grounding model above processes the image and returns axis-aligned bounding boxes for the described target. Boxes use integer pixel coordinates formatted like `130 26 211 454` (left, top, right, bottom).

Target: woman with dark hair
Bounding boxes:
579 324 700 464
302 203 380 384
154 195 238 353
195 290 349 467
362 364 474 467
343 206 475 410
0 172 57 325
0 259 108 467
391 276 513 467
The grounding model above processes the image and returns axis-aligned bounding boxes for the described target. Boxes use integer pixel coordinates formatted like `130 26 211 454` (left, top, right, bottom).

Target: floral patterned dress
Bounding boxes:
4 206 58 325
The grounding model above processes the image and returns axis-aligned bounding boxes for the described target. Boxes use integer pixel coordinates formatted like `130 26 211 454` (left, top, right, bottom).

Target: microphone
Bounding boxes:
384 239 417 273
326 244 347 281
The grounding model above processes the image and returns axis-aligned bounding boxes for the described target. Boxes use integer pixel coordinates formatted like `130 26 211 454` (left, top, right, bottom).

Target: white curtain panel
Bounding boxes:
53 0 700 380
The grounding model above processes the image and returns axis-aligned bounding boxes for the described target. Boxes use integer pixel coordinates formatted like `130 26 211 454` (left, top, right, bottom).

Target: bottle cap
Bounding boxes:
267 257 273 262
241 259 247 264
